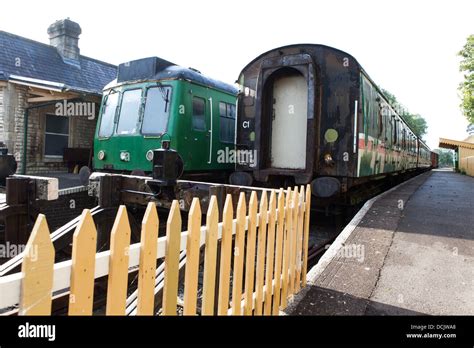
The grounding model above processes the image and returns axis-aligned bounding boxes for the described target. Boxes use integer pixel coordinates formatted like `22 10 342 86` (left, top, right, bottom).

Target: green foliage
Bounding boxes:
459 35 474 124
433 148 454 167
380 88 428 139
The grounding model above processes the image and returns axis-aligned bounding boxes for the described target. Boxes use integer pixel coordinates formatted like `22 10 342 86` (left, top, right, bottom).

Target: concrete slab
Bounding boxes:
285 170 474 316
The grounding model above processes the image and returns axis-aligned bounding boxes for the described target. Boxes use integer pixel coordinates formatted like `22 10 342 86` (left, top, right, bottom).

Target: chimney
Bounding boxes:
47 18 81 62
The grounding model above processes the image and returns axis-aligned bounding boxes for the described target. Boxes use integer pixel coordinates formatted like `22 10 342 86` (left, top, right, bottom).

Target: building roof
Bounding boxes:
439 137 474 150
0 31 116 95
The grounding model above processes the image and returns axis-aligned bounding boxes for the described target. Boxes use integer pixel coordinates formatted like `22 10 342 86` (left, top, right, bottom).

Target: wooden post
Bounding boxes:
288 186 299 296
69 209 97 315
280 188 292 308
244 191 258 315
106 206 131 315
272 189 285 315
137 203 159 315
162 200 182 315
19 214 54 315
5 177 30 246
183 198 202 315
231 192 246 315
295 186 305 292
302 185 312 288
202 196 219 315
217 194 233 315
264 190 277 315
255 191 268 315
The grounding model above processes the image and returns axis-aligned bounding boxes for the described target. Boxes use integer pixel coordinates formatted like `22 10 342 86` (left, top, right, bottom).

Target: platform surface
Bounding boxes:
287 169 474 315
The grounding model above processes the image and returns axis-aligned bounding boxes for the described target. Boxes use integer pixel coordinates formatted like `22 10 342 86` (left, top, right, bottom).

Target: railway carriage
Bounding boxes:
92 57 238 181
230 44 434 201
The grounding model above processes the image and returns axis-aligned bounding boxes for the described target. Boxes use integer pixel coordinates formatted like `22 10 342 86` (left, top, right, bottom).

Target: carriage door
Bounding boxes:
189 88 211 170
271 71 308 169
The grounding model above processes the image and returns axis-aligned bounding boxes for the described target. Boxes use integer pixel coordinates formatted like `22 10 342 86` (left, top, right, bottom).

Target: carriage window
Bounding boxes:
192 97 206 131
219 102 236 143
116 89 142 135
378 104 384 137
392 117 398 144
142 86 171 135
98 92 119 137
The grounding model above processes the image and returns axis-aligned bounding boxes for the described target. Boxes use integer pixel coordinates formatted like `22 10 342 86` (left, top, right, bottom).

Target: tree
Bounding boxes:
433 148 454 167
459 35 474 124
380 88 428 139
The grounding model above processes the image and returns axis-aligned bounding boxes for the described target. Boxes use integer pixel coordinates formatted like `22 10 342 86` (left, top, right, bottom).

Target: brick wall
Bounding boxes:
38 188 97 231
0 82 99 175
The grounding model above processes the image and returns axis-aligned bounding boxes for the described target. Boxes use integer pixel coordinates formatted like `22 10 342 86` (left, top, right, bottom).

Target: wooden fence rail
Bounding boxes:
0 185 311 316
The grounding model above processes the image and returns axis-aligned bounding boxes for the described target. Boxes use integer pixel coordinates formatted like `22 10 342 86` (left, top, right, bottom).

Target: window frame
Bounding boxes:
191 96 207 132
97 91 120 138
115 88 144 136
44 113 70 159
219 101 236 143
140 85 173 136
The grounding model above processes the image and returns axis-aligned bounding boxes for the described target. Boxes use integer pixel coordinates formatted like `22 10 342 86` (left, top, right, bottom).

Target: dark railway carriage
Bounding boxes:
231 44 433 200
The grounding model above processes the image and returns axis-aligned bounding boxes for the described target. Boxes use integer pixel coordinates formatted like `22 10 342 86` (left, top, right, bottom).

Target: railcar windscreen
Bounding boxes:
98 91 119 137
141 86 172 135
116 89 143 135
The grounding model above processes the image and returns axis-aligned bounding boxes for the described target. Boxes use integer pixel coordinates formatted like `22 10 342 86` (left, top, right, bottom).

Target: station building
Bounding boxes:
0 19 116 174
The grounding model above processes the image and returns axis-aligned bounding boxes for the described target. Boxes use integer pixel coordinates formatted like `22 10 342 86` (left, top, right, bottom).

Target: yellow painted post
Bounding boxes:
202 196 219 315
217 194 233 315
231 192 246 315
302 184 312 288
264 190 277 315
19 214 54 315
272 189 286 315
162 200 182 315
288 186 299 296
69 209 97 315
295 186 305 292
244 191 258 315
255 191 268 315
183 198 201 315
280 188 292 309
106 206 131 315
137 202 159 315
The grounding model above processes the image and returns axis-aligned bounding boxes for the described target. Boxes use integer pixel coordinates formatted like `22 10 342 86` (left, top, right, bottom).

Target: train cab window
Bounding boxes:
142 86 171 135
116 89 142 135
98 92 119 137
192 97 206 131
219 102 236 143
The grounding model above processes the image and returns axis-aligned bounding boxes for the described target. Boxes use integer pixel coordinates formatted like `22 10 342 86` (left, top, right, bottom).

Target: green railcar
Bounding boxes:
93 57 237 180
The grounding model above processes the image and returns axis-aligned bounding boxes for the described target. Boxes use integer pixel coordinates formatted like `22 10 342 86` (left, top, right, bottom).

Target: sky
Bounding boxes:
1 0 472 149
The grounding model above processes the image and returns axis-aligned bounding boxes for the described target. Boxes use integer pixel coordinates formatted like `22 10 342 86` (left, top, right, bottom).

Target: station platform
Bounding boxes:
285 169 474 315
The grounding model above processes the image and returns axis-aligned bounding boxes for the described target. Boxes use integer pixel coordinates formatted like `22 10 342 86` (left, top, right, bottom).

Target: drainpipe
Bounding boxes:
21 101 62 174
